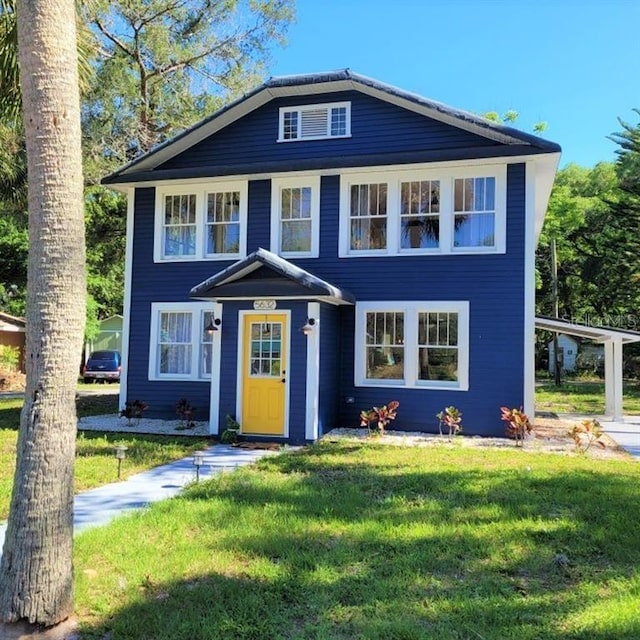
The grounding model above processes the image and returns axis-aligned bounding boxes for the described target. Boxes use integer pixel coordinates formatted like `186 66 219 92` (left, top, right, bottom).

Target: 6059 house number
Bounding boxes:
253 299 277 310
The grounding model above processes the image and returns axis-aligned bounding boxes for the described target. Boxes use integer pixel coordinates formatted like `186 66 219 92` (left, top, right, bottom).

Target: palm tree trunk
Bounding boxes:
0 0 85 627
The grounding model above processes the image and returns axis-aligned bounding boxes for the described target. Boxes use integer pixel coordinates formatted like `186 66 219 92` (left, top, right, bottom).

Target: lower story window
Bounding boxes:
150 303 221 380
355 301 469 390
159 312 192 375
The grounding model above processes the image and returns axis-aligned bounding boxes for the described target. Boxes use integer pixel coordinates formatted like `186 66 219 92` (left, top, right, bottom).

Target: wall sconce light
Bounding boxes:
206 316 222 334
301 318 316 336
114 444 128 479
193 450 205 482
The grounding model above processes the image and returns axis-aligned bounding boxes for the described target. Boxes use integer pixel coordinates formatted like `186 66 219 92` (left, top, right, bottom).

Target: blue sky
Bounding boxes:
269 0 639 168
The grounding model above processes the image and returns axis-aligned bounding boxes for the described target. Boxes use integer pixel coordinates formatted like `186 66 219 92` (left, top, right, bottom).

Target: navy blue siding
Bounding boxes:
158 91 495 173
247 180 271 252
126 159 527 438
318 304 340 436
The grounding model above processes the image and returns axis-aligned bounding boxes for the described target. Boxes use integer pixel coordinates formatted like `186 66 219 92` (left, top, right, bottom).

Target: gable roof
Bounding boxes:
190 248 355 305
103 69 561 186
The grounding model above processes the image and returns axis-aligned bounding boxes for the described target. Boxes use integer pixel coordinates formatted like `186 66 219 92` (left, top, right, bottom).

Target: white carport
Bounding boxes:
536 316 640 421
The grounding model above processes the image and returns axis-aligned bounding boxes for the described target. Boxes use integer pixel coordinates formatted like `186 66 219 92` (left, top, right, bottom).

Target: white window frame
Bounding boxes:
339 166 506 257
154 181 248 262
277 101 351 142
270 175 320 258
148 302 222 381
354 301 469 390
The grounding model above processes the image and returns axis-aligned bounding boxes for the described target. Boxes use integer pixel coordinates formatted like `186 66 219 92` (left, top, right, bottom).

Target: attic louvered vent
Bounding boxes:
279 101 351 142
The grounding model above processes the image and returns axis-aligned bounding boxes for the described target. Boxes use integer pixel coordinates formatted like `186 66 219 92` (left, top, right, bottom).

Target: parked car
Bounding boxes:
83 350 121 383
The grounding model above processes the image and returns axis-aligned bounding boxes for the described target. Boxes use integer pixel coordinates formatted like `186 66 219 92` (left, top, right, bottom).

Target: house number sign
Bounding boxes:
253 299 277 310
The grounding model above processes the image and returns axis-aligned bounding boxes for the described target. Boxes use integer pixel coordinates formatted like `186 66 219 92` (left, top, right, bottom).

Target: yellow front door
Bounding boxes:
241 313 287 435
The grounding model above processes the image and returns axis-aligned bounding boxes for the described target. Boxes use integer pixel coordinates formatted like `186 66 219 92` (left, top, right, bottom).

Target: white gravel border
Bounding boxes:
78 413 210 436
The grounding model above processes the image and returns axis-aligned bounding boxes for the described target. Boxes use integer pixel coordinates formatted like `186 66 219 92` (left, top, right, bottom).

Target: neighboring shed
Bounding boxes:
0 312 26 372
548 334 578 373
86 315 123 358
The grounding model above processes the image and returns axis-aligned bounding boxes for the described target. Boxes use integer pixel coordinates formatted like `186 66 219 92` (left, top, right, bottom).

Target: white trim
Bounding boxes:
119 188 135 410
236 309 291 438
116 154 558 191
354 301 470 390
305 302 320 440
270 175 320 258
339 166 507 258
153 180 248 263
208 302 223 435
277 101 351 142
523 161 536 419
148 302 219 381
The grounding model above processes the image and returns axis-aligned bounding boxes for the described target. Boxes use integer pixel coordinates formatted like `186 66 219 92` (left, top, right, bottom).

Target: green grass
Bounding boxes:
74 442 640 640
0 394 209 520
535 379 640 415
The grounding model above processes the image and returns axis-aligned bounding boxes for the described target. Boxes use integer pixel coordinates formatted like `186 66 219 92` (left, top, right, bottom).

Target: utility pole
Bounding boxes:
551 236 562 386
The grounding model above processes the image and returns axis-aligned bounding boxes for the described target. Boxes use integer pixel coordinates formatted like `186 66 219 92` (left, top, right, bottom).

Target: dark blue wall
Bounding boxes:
158 91 495 173
126 148 527 438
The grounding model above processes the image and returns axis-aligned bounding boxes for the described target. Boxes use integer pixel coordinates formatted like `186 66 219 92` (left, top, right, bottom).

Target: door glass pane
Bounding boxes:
248 321 282 377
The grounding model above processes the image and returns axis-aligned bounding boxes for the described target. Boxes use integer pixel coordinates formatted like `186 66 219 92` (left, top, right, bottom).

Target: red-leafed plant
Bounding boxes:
569 419 605 454
360 400 400 436
436 406 463 441
500 406 533 446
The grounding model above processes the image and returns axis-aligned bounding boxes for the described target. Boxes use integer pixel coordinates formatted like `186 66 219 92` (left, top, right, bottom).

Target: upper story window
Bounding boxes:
350 182 387 251
339 165 506 257
154 182 247 262
270 176 320 257
278 102 351 142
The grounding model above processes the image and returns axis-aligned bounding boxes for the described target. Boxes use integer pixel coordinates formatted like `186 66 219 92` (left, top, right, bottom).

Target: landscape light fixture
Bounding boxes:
114 444 128 479
193 450 205 482
301 318 316 336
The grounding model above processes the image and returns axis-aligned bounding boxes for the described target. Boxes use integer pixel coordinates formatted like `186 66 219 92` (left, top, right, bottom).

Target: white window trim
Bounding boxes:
148 301 222 381
154 181 248 263
354 301 469 391
339 166 506 257
270 175 320 258
277 101 351 142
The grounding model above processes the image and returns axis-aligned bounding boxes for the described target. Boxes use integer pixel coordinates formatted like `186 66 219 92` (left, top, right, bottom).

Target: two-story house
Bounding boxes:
103 70 560 444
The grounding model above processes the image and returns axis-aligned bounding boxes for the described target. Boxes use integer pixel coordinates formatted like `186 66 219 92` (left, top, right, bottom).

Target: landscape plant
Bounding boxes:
436 406 463 440
500 406 533 446
359 400 399 436
0 345 19 371
569 418 605 453
220 414 240 444
120 399 149 426
175 398 196 430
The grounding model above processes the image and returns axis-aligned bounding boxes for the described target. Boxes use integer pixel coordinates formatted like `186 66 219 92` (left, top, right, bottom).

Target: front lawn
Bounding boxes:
535 379 640 415
0 395 209 520
75 442 640 639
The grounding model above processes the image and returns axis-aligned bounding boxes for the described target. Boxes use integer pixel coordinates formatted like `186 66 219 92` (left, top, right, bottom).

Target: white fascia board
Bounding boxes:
533 152 561 241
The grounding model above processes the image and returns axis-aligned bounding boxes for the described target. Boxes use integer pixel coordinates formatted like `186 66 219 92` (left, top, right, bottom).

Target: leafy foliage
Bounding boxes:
359 400 399 436
436 406 463 440
81 0 295 176
569 418 605 454
500 406 533 446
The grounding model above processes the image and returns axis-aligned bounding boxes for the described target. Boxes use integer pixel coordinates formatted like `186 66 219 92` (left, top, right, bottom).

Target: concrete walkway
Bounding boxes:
601 418 640 458
0 444 278 557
